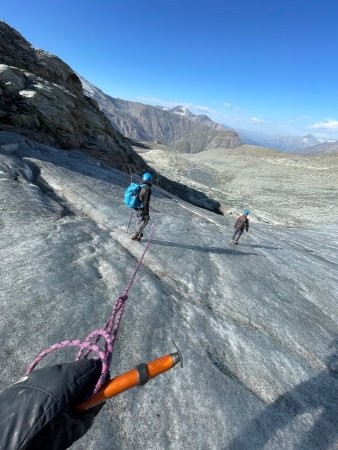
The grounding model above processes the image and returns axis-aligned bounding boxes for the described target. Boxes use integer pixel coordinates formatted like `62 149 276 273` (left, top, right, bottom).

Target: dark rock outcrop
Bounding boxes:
0 20 146 172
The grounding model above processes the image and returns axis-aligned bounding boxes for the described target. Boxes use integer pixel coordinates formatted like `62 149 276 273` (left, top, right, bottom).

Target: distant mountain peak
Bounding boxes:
170 105 193 116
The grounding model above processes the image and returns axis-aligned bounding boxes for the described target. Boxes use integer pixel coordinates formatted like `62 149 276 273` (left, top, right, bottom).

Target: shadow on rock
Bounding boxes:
1 135 223 216
151 240 259 256
157 173 223 214
227 339 338 450
244 244 283 250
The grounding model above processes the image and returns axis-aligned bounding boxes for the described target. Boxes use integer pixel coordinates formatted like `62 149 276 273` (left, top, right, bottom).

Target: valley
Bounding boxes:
137 143 338 225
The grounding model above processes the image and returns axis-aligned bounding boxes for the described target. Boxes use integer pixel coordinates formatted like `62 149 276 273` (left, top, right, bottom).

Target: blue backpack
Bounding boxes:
124 183 145 208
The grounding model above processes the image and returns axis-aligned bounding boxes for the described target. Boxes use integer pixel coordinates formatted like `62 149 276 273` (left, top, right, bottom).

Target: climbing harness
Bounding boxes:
26 221 157 395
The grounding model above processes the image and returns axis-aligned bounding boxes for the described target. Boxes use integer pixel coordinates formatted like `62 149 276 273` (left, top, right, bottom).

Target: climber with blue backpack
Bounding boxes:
124 172 153 241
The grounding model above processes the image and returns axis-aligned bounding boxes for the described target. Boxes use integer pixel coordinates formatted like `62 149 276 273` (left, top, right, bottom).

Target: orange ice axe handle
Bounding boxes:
77 341 183 412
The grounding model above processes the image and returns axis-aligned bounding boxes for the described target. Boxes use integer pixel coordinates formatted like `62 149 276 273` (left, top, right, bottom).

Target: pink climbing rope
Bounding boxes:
25 220 156 394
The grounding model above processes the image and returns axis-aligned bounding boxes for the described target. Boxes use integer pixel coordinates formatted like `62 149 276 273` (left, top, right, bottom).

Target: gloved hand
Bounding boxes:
0 359 104 450
144 214 150 221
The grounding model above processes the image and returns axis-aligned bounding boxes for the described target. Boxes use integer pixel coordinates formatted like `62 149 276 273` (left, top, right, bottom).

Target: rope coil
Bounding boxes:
26 219 156 394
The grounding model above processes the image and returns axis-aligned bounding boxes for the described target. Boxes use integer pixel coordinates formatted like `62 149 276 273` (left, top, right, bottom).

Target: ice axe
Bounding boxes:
76 341 183 411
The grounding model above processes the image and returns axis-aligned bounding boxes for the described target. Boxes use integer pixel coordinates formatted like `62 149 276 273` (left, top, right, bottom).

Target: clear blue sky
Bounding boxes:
2 0 338 137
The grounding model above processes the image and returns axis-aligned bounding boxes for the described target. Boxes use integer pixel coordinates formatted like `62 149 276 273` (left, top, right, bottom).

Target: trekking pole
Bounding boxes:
76 341 183 411
127 210 134 233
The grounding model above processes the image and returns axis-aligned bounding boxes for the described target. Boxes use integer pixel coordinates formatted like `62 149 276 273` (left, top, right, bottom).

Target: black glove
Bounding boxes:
144 214 150 221
0 359 104 450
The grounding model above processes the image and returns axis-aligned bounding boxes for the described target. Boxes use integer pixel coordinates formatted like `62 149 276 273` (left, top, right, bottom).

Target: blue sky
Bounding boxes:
2 0 338 137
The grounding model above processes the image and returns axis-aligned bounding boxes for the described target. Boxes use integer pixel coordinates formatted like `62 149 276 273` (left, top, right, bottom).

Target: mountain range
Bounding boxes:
295 141 338 155
238 129 337 153
80 76 241 153
81 75 338 156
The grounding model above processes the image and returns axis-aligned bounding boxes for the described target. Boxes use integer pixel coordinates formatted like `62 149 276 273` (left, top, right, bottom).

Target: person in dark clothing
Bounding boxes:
0 359 104 450
131 172 152 241
231 209 250 244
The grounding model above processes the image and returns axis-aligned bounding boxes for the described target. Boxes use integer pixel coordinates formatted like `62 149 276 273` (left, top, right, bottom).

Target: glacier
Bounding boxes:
0 131 338 449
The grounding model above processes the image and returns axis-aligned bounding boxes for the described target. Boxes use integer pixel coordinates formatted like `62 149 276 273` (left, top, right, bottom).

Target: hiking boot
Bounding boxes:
131 233 141 241
233 242 238 245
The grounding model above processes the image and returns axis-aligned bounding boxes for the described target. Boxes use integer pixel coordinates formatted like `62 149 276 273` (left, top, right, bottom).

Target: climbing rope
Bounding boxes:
150 207 197 222
25 220 156 394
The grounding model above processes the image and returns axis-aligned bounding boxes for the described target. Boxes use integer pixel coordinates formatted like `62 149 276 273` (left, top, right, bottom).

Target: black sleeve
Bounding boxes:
0 359 103 450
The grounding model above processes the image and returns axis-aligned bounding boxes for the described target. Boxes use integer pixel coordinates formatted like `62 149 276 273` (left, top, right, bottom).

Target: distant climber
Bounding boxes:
231 209 250 245
129 172 152 241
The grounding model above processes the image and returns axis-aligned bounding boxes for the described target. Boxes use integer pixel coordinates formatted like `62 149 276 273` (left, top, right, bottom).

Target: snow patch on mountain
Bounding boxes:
170 105 193 116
